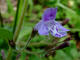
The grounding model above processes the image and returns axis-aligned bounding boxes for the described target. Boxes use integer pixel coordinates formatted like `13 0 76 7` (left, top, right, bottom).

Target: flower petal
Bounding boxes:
34 20 43 30
34 20 49 35
50 25 67 38
55 21 69 32
38 24 49 35
47 21 69 38
42 8 57 21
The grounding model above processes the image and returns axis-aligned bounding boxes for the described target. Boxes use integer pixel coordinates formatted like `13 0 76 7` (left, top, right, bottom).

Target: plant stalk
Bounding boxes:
6 0 28 60
13 0 20 33
13 0 28 42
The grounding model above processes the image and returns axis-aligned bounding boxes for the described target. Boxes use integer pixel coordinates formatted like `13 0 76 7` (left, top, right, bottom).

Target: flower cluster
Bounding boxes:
35 8 69 38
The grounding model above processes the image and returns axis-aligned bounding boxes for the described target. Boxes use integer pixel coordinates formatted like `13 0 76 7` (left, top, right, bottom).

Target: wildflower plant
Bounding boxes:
0 0 71 59
35 8 69 38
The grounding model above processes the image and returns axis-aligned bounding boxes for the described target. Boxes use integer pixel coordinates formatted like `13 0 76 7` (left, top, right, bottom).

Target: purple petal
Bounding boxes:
55 32 67 38
44 20 55 28
48 21 69 38
34 20 49 35
50 26 67 38
34 20 43 30
34 7 69 38
59 26 69 31
38 24 49 35
55 21 69 32
42 8 57 21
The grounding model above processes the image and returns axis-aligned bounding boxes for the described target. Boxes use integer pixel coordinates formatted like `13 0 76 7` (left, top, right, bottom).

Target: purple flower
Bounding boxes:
35 8 69 38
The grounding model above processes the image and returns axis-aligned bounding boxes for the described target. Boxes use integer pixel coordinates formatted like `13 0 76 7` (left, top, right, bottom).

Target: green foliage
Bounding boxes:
0 0 80 60
0 28 13 40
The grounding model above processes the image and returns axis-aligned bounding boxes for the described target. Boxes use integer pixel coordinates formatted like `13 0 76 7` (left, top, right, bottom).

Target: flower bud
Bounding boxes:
62 18 69 26
31 29 38 38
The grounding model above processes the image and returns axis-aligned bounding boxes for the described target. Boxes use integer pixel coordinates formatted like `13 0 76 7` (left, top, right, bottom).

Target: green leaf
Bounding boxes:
0 28 13 40
19 52 26 60
29 55 41 60
53 50 72 60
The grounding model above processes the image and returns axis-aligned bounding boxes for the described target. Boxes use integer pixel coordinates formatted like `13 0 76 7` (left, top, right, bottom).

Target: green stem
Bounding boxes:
13 0 20 33
13 0 28 42
23 36 32 50
6 0 28 60
6 47 13 60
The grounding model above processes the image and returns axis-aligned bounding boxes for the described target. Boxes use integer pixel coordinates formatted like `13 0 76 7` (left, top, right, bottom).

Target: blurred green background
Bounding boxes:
0 0 80 60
